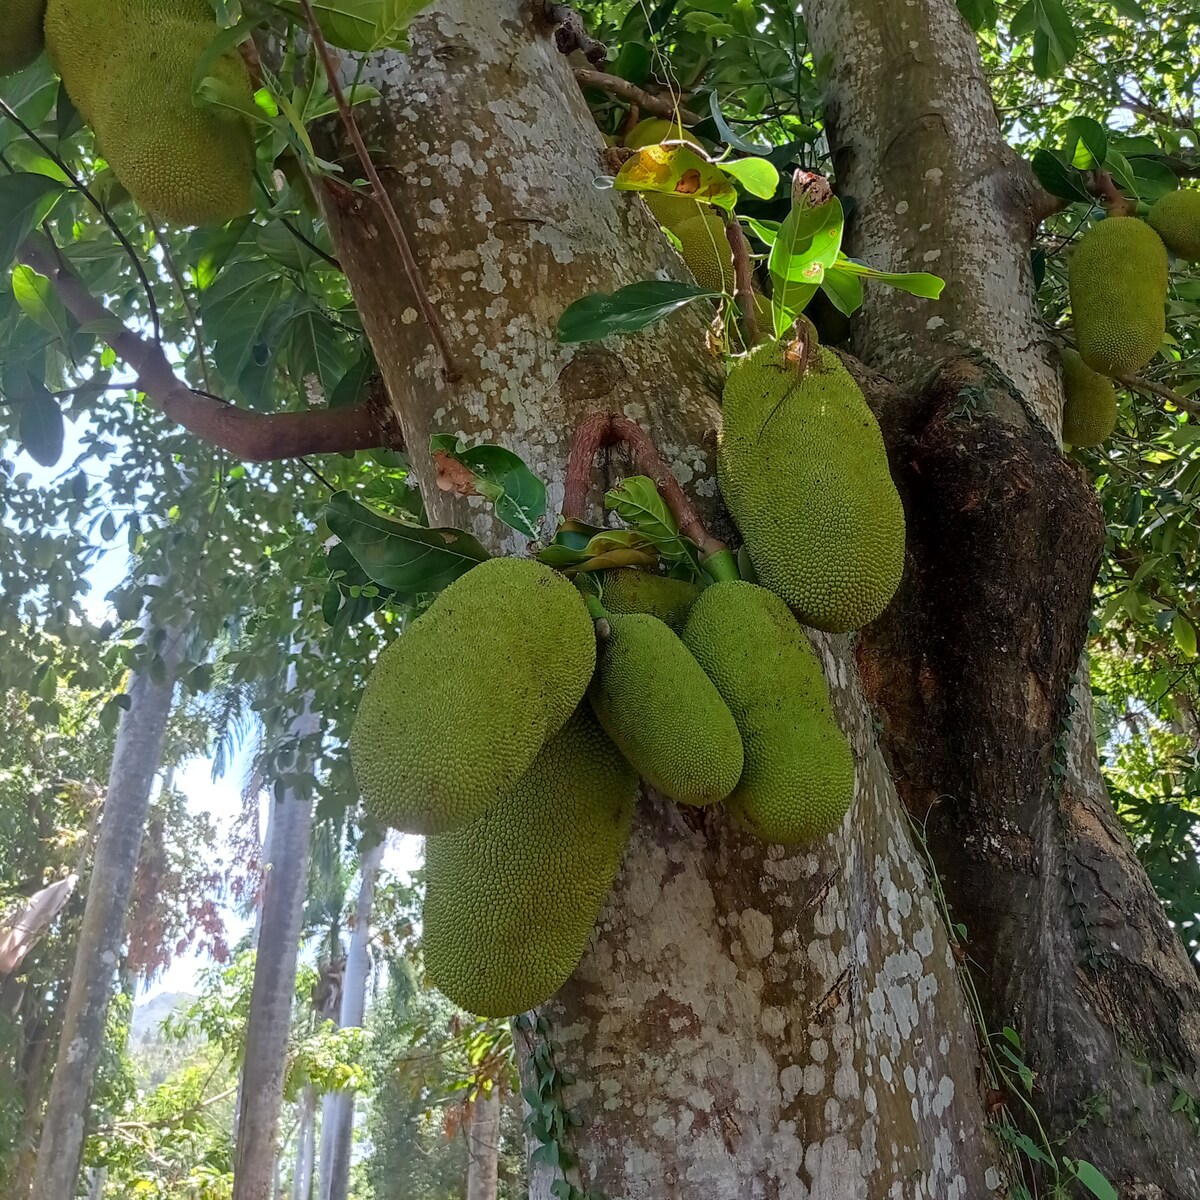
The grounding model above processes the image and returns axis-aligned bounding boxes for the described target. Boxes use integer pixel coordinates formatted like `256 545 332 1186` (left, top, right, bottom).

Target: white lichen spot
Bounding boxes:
926 316 946 330
401 307 419 324
923 249 942 262
895 200 909 215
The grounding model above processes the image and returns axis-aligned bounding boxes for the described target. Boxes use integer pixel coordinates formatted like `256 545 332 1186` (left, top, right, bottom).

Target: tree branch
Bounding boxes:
572 70 699 125
1031 168 1132 226
1117 372 1200 420
18 234 400 461
726 219 758 348
542 3 607 64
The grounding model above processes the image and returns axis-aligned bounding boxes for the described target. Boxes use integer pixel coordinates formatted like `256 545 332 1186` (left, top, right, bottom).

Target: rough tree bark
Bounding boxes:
233 678 320 1200
30 622 186 1200
466 1085 501 1200
806 1 1200 1193
317 838 385 1200
317 4 1006 1197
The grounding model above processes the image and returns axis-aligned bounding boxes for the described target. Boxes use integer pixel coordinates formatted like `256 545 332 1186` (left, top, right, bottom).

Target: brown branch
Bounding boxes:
1117 372 1200 419
573 70 699 126
1031 168 1132 226
18 234 399 461
298 0 460 381
726 219 758 348
542 3 607 64
562 411 614 522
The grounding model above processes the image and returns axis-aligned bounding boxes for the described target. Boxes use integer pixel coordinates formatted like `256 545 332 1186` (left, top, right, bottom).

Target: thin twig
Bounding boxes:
726 219 758 348
572 69 699 125
18 232 399 460
1118 372 1200 419
253 169 342 270
0 96 162 344
298 0 460 381
151 219 212 394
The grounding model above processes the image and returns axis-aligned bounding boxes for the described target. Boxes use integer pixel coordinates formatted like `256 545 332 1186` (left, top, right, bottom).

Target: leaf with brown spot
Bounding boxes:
434 449 480 496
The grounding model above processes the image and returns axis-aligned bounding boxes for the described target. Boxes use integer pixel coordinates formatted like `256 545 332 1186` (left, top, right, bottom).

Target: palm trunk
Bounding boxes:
291 1087 317 1200
30 621 186 1200
316 839 385 1200
465 1086 500 1200
232 675 320 1200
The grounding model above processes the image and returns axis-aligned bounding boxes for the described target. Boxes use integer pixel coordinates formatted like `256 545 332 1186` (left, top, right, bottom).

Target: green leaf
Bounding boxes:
429 436 547 539
275 0 433 52
0 175 64 271
832 255 945 299
284 304 350 400
1032 0 1078 78
719 156 780 199
604 475 696 566
1069 1160 1118 1200
614 144 738 211
820 268 864 316
324 490 488 597
1172 612 1196 658
537 522 659 573
1031 149 1092 202
956 0 998 29
744 216 780 247
768 195 844 326
557 281 719 344
1061 116 1107 169
1108 0 1145 17
17 381 64 468
12 266 70 342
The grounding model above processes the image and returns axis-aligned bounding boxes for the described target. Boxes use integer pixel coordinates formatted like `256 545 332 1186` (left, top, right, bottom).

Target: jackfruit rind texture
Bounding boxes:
588 612 743 806
422 708 637 1017
351 558 596 836
600 569 700 630
644 191 704 233
718 340 906 632
1068 216 1168 377
1147 189 1200 262
1060 348 1117 447
674 211 735 294
45 0 254 225
0 0 47 75
683 581 855 844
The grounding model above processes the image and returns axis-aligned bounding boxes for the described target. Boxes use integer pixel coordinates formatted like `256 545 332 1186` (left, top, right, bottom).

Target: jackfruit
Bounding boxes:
45 0 254 225
624 117 702 150
718 338 906 632
1147 189 1200 262
1068 216 1168 377
600 568 699 630
682 581 855 844
1060 347 1117 447
0 0 47 75
588 612 743 806
644 191 705 232
351 558 596 836
422 707 637 1017
675 211 735 294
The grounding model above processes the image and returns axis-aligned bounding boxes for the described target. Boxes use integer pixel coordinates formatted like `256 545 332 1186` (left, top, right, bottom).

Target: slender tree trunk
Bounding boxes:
318 6 999 1197
233 673 320 1200
30 622 186 1200
317 839 385 1200
292 1087 317 1200
465 1086 500 1200
805 0 1200 1192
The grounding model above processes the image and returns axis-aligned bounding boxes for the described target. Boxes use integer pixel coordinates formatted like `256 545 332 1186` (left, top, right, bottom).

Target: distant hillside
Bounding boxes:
131 990 196 1044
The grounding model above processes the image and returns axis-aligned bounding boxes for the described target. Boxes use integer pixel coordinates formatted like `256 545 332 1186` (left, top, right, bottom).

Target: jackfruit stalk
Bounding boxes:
351 557 596 836
1068 216 1168 376
683 581 855 844
0 0 47 75
718 337 906 632
588 611 743 806
422 707 637 1017
600 568 699 630
1147 189 1200 262
1060 347 1117 447
45 0 255 224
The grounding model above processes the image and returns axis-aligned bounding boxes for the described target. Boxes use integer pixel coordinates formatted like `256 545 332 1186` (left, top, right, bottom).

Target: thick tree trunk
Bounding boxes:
292 1087 317 1200
806 0 1200 1194
465 1085 500 1200
233 682 319 1200
319 5 1003 1198
317 838 385 1200
30 622 186 1200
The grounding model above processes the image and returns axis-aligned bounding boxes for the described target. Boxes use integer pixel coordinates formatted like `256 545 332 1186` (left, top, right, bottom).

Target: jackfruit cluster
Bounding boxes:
0 0 47 75
1068 216 1168 377
1060 347 1117 447
600 568 699 630
422 708 637 1018
683 581 855 844
718 337 906 632
588 612 743 806
44 0 255 225
350 557 595 836
1147 188 1200 262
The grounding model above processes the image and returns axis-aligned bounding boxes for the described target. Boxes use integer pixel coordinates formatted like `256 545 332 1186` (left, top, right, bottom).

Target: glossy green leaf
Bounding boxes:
17 381 64 468
719 156 780 198
768 195 843 323
429 435 547 539
0 175 64 272
1031 148 1092 202
604 475 697 567
12 265 70 342
832 255 945 299
1069 1160 1118 1200
1061 115 1107 168
557 280 719 343
820 268 864 316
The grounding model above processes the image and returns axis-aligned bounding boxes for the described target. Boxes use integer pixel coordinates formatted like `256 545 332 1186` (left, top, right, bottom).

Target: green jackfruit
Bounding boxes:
45 0 254 224
1069 216 1168 377
1147 189 1200 262
1060 347 1117 447
718 338 906 632
423 708 637 1017
351 558 596 836
600 569 699 630
624 117 702 150
588 612 743 806
0 0 47 75
674 211 735 293
682 581 855 844
644 191 704 232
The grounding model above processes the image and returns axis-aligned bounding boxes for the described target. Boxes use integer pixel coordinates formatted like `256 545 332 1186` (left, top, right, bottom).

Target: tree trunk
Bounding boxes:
292 1087 317 1200
233 679 320 1200
465 1085 501 1200
805 1 1200 1193
317 838 385 1200
30 622 186 1200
